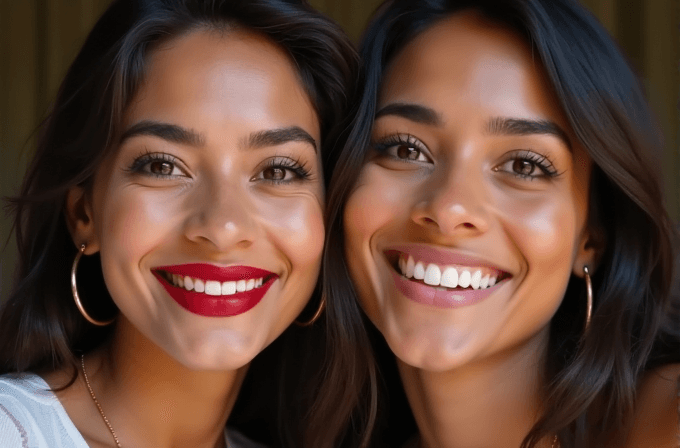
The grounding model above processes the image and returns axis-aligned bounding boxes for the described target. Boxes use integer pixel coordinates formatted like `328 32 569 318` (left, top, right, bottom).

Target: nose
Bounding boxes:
410 163 490 238
184 178 257 252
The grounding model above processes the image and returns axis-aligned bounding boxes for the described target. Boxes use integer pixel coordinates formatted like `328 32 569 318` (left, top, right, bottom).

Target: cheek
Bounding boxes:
259 195 325 270
344 165 410 249
96 187 180 262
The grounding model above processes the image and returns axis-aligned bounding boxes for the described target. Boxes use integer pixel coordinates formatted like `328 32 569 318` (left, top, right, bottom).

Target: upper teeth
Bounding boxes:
166 273 265 296
397 254 498 290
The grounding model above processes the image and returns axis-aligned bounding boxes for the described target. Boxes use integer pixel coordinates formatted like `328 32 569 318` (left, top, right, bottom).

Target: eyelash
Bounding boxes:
496 150 561 180
257 156 313 184
372 134 561 181
126 151 185 179
372 133 430 163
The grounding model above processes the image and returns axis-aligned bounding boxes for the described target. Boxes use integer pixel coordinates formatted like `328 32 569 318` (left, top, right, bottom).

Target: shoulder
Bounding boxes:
0 373 87 448
623 363 680 448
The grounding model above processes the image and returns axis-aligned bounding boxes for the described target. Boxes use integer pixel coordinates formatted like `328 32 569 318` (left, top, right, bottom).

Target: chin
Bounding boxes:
169 330 266 371
381 320 484 373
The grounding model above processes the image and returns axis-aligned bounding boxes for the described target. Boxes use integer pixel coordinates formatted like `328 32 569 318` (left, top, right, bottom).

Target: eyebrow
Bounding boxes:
487 117 572 150
120 120 205 146
120 121 318 153
375 103 443 126
247 126 318 153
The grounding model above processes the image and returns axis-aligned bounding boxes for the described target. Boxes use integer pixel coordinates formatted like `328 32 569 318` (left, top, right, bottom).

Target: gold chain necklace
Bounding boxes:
552 435 559 448
80 355 230 448
81 354 122 448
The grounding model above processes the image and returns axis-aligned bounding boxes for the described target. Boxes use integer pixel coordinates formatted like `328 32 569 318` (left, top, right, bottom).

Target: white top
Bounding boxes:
0 373 266 448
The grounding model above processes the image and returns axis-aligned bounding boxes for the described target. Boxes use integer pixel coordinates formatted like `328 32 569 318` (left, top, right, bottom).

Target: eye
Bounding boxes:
494 150 560 180
127 152 187 178
253 157 313 184
372 134 432 163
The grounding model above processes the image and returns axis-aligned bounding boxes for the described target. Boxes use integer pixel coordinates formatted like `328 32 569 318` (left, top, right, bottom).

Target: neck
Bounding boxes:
399 328 553 448
87 317 248 448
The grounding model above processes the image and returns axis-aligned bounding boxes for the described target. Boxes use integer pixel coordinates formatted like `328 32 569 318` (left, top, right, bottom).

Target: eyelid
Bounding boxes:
371 133 433 163
494 149 561 180
251 155 314 184
126 150 190 178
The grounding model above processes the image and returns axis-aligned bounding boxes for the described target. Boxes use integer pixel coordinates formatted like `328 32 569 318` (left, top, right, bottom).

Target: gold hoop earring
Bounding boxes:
71 244 115 326
583 266 593 330
295 295 326 327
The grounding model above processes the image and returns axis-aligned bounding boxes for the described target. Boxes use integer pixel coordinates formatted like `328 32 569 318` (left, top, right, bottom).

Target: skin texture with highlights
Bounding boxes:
344 13 597 448
58 29 324 447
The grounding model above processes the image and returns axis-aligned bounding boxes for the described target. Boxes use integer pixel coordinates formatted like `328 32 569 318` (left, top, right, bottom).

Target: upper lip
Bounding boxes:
384 244 513 276
153 263 276 282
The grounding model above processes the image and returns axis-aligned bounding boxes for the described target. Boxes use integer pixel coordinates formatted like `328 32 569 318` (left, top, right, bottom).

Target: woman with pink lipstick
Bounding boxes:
317 0 680 447
0 0 357 447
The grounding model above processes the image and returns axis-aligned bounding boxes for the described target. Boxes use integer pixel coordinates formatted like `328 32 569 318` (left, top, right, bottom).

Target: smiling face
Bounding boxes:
68 28 324 370
344 13 597 372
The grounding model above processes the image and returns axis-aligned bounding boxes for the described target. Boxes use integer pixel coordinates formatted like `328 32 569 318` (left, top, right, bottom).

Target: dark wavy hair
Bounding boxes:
317 0 680 447
0 0 358 445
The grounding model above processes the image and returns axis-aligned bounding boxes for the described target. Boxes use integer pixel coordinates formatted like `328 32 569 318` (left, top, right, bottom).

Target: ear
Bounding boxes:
572 223 605 278
65 186 100 254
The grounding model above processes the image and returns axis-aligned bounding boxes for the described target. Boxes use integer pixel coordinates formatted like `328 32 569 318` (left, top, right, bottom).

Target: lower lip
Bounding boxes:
391 270 502 309
153 272 276 317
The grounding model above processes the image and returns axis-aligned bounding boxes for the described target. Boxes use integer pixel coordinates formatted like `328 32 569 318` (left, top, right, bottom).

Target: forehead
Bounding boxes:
379 11 566 127
122 28 318 138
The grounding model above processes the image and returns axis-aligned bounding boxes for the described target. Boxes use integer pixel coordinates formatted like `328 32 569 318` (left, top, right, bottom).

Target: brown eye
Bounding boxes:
396 145 421 160
149 161 174 176
263 167 287 181
512 159 536 176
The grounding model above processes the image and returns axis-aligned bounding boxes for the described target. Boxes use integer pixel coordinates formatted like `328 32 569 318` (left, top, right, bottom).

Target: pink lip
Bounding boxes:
152 264 278 317
390 270 504 309
385 244 509 275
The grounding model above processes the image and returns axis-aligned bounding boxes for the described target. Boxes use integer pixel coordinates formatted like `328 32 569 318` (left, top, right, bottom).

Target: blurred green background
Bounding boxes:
1 0 679 303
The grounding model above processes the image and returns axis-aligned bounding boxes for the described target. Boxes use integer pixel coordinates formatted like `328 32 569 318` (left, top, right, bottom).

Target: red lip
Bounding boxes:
152 264 278 317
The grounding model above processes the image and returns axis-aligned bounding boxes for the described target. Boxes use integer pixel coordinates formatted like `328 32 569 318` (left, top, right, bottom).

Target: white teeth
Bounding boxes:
236 280 246 292
396 255 503 290
205 280 221 296
458 270 471 288
424 264 441 286
470 270 482 290
413 262 425 280
222 281 236 295
194 279 205 293
168 272 266 295
405 256 415 278
184 276 194 291
440 267 459 288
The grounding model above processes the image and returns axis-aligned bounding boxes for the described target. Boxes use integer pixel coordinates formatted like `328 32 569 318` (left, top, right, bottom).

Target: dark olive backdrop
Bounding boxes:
1 0 678 303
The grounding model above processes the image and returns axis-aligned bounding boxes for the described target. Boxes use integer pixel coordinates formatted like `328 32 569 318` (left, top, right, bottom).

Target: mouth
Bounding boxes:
384 249 512 308
155 269 276 296
152 264 279 317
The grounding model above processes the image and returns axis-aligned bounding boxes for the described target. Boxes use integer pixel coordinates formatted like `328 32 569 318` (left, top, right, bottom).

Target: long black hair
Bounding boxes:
318 0 680 447
0 0 358 446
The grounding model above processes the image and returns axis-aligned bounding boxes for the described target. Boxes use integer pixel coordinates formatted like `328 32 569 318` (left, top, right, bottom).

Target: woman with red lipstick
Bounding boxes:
0 1 357 447
317 0 680 447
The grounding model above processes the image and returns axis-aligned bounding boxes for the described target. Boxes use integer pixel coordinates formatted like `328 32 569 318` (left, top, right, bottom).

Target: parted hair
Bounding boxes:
315 0 680 447
0 0 358 445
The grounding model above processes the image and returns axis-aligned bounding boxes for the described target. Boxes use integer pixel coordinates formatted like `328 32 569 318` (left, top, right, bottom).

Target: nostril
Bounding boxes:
462 222 474 228
423 217 436 224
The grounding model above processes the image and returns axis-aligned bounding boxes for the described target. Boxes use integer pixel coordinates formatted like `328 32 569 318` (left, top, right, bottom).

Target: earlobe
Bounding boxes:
572 226 605 277
65 186 99 254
